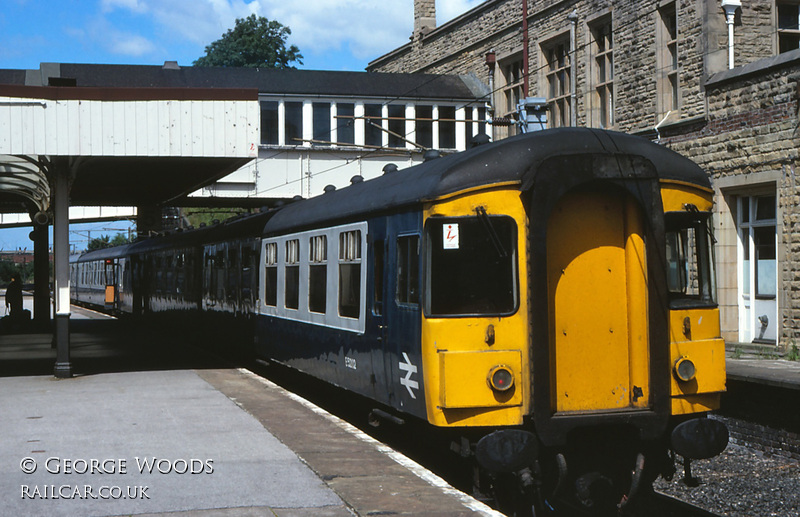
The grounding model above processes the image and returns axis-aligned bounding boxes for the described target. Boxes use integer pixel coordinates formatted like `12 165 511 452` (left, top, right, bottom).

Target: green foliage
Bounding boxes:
193 14 303 68
788 341 800 362
88 233 131 251
183 208 243 229
87 235 111 251
0 260 35 286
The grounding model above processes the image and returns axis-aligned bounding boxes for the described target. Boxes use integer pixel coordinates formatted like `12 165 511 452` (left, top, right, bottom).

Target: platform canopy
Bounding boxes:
0 84 259 214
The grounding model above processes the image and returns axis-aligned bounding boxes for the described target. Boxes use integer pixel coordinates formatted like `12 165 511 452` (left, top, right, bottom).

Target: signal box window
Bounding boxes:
260 101 278 145
285 102 303 146
425 215 518 316
365 104 383 147
312 102 331 145
285 239 300 310
416 105 433 149
309 235 327 313
388 105 405 148
337 103 355 145
397 235 419 305
264 242 278 307
439 106 456 149
338 230 361 319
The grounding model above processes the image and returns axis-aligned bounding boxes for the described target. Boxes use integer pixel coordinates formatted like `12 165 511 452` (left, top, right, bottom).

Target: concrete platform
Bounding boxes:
0 318 501 517
726 356 800 391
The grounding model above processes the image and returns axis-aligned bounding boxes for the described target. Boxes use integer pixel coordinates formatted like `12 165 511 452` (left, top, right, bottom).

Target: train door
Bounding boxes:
373 212 426 417
103 259 118 310
546 189 650 413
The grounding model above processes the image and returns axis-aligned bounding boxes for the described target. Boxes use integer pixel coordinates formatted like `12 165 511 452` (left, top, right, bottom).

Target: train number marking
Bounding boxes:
345 356 357 370
399 352 419 399
443 223 459 249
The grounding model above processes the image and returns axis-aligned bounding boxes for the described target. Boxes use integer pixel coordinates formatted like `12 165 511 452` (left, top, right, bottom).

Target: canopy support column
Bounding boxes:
32 222 50 329
52 164 72 378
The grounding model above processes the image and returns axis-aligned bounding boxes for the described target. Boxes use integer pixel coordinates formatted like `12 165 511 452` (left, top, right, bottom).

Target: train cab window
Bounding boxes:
665 213 717 308
309 235 327 313
397 235 420 305
425 215 518 316
285 239 300 310
265 242 278 307
338 230 361 319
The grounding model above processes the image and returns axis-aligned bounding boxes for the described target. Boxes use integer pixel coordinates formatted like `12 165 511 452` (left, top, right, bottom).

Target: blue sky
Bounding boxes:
0 0 485 251
0 0 484 71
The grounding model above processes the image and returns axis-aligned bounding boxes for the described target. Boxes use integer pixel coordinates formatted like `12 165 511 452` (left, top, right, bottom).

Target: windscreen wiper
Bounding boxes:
475 206 508 258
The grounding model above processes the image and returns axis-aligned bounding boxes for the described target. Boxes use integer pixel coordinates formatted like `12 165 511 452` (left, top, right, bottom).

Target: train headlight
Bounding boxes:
673 356 696 382
488 365 514 392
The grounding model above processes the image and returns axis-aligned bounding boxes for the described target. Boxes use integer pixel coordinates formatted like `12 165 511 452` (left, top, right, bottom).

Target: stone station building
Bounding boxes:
369 0 800 354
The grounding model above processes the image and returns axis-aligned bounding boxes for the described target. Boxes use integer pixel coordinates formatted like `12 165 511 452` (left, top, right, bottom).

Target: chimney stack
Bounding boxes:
414 0 436 37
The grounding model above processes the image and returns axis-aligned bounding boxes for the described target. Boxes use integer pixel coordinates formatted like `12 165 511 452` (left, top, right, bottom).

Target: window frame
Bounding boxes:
260 222 367 332
541 36 572 128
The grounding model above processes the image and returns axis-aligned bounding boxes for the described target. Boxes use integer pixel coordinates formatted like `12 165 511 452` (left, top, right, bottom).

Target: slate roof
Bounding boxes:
9 63 486 101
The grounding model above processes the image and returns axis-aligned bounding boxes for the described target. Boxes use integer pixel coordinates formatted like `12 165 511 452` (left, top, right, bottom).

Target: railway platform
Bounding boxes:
0 301 499 517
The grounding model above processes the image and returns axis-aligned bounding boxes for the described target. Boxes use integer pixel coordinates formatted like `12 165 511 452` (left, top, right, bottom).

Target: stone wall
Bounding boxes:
371 0 800 349
660 55 800 348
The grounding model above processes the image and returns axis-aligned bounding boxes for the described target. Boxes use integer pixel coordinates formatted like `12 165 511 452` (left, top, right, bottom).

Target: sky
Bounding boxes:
0 0 484 71
0 0 486 251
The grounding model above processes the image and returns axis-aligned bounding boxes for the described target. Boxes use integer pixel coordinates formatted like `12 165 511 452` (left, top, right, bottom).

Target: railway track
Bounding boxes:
244 356 721 517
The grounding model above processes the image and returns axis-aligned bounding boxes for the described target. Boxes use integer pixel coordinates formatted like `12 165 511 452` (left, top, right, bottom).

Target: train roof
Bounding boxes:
262 128 710 235
70 210 278 262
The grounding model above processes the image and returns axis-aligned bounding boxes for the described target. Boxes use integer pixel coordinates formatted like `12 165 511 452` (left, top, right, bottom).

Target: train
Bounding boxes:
71 127 729 514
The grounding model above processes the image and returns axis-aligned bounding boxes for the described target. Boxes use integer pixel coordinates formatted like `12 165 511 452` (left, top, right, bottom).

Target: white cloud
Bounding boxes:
110 32 158 56
100 0 148 14
86 0 484 66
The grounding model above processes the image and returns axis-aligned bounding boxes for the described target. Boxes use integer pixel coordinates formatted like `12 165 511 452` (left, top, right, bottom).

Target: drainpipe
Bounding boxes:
567 9 578 126
721 0 741 69
522 0 529 97
486 50 496 140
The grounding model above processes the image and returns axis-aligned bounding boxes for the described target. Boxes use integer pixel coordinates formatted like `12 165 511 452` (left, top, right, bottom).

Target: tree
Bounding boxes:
87 235 111 251
193 14 303 68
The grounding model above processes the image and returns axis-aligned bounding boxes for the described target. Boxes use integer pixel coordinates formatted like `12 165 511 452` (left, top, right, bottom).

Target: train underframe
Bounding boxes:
456 416 727 516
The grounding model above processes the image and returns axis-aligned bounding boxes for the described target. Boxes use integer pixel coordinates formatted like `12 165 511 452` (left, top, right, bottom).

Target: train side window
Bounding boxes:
338 230 361 319
397 235 420 305
373 239 384 315
309 235 327 313
285 239 300 310
265 242 278 307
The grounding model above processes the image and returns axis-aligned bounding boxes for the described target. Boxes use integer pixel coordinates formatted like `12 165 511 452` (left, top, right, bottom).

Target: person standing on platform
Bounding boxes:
5 273 23 318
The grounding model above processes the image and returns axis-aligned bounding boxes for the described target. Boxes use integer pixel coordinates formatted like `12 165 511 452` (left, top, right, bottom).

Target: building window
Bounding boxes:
543 38 571 128
337 103 355 145
338 230 362 319
590 18 614 128
260 101 278 145
439 106 456 149
309 235 327 314
365 103 383 147
285 239 300 310
312 102 331 145
657 2 679 115
388 105 406 148
497 55 524 137
264 242 278 307
416 105 433 149
778 2 800 53
284 102 303 146
737 194 778 344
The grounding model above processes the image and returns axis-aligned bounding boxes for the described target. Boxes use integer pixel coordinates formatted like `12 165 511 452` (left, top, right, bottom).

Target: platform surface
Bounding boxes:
0 313 499 516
